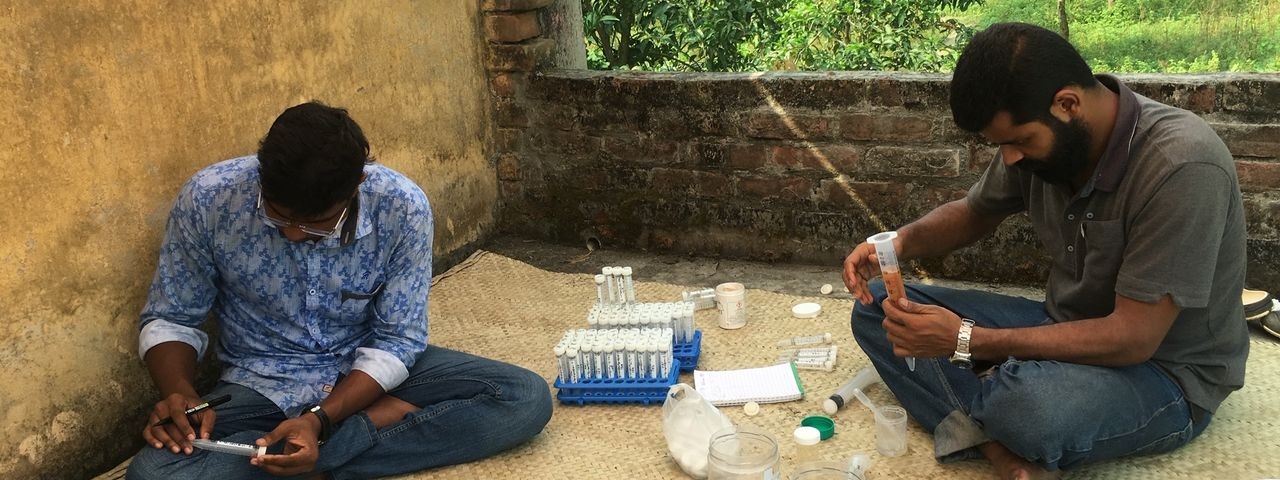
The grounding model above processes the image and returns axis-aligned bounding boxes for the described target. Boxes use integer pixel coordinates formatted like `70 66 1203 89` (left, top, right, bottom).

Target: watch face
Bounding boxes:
950 358 973 369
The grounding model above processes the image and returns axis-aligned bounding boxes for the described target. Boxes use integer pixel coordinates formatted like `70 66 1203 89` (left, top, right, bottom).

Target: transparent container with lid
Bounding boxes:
788 460 866 480
708 425 781 480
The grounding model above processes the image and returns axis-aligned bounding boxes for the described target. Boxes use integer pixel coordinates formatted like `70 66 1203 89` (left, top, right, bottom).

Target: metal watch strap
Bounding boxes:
950 318 975 367
305 404 332 444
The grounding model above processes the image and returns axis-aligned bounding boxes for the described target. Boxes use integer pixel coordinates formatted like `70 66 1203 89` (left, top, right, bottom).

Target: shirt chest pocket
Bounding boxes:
336 281 384 323
1076 219 1125 283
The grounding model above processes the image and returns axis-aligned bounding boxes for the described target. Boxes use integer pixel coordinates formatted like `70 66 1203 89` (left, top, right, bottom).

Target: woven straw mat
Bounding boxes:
95 250 1280 480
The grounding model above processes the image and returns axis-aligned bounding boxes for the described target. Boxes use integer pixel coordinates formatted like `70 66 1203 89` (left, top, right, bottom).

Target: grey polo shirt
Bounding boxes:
966 75 1248 414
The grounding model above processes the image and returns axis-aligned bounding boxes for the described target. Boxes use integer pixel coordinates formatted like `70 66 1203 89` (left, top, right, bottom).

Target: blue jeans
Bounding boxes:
127 346 553 480
851 281 1209 471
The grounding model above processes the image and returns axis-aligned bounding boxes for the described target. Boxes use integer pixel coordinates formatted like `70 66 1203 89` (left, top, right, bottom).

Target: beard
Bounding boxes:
1015 117 1092 187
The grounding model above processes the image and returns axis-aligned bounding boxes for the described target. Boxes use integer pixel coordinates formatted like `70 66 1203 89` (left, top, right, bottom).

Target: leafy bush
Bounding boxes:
582 0 1280 73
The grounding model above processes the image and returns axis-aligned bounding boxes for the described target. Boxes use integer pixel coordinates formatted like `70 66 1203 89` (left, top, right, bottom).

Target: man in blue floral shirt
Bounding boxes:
127 102 552 480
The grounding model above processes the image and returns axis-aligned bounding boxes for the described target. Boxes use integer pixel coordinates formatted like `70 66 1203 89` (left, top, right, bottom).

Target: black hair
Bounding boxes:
950 22 1098 133
257 101 369 218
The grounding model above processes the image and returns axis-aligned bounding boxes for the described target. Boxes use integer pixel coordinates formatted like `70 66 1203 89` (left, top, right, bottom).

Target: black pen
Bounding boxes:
152 394 232 427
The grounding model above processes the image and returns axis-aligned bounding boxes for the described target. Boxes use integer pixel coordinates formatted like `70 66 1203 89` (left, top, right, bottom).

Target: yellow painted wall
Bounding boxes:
0 1 494 476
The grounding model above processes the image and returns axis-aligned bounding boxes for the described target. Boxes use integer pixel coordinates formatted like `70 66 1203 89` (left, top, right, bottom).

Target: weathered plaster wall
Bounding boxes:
500 71 1280 293
0 1 494 477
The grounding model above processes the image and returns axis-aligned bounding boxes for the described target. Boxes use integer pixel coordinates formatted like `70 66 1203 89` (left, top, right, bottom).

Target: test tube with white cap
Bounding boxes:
567 348 580 383
554 344 568 381
622 267 636 304
777 333 832 347
868 231 914 372
594 274 607 305
602 267 617 304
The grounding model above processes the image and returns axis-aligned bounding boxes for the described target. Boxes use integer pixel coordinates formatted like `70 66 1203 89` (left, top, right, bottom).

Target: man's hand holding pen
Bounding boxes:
144 393 222 455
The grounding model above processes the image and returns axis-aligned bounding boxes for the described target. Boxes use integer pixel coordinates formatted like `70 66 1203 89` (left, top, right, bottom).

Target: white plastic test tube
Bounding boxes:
622 267 636 304
566 348 580 383
604 343 617 379
554 344 567 382
868 231 913 371
794 358 835 371
779 345 838 359
616 267 629 306
777 333 833 347
600 268 613 304
659 341 672 378
594 274 606 305
626 341 639 379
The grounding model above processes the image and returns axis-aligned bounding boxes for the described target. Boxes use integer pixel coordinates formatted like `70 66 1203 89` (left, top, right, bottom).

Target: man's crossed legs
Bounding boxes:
128 346 553 480
851 281 1208 478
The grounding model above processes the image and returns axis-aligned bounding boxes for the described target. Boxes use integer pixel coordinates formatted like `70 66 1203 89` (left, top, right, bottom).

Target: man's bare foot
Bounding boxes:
365 395 419 429
979 442 1062 480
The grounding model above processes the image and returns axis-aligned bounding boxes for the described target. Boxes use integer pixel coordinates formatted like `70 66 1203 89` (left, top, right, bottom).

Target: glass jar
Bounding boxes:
789 461 865 480
708 425 781 480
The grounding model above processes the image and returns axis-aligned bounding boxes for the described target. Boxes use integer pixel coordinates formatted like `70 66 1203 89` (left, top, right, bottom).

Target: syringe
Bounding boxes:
868 231 914 372
823 366 883 415
192 438 266 457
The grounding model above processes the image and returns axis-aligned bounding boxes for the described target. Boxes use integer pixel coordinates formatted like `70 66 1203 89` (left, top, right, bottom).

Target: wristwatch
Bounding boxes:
303 404 332 445
949 318 976 369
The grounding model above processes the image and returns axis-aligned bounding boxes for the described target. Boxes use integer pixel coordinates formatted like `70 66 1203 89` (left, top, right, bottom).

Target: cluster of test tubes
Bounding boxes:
553 328 674 383
587 301 697 345
777 333 838 371
595 266 637 306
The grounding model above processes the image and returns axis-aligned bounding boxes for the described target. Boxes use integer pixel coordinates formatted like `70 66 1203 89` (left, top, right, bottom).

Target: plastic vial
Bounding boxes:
593 273 604 304
604 343 618 379
793 426 822 465
567 348 580 383
659 341 671 378
622 266 637 304
553 345 567 382
795 359 834 371
868 231 913 371
602 267 617 304
777 333 833 348
626 342 639 380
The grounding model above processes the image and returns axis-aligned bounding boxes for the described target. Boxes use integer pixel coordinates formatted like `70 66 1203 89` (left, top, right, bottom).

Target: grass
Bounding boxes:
955 0 1280 72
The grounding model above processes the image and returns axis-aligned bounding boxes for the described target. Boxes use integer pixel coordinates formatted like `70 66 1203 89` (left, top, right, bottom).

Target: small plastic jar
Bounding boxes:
792 426 821 465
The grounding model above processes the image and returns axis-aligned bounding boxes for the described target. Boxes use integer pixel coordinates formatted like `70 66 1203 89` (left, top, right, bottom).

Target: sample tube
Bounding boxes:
794 359 834 371
603 267 617 304
594 274 607 305
553 344 568 382
567 348 580 383
868 231 914 371
776 333 833 348
823 366 882 415
622 267 637 304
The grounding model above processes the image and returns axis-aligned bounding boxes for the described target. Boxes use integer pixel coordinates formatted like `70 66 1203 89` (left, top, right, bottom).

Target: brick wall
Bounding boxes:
492 70 1280 292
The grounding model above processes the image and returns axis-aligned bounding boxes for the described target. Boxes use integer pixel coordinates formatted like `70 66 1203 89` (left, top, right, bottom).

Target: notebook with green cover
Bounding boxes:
693 362 805 406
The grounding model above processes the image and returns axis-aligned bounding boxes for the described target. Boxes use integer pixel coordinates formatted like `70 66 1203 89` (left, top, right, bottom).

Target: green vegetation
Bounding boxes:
583 0 979 72
582 0 1280 73
960 0 1280 72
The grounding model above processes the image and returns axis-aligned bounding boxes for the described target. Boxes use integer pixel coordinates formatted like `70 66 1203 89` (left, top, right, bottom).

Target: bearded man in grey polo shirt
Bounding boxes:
843 23 1248 480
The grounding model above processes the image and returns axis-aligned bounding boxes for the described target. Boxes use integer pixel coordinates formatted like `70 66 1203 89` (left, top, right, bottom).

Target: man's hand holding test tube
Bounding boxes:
866 232 915 371
844 230 968 370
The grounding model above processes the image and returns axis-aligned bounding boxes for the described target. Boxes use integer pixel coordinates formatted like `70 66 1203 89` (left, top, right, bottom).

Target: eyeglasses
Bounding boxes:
257 192 350 238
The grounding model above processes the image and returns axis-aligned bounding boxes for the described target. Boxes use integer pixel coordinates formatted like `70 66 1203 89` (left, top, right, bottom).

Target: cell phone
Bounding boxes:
192 438 266 457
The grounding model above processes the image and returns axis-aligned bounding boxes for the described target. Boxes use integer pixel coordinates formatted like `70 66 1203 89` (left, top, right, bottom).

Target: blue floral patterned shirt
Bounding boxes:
138 156 433 416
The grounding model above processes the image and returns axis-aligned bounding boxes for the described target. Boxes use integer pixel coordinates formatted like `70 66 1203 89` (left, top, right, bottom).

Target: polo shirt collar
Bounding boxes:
1091 74 1141 193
